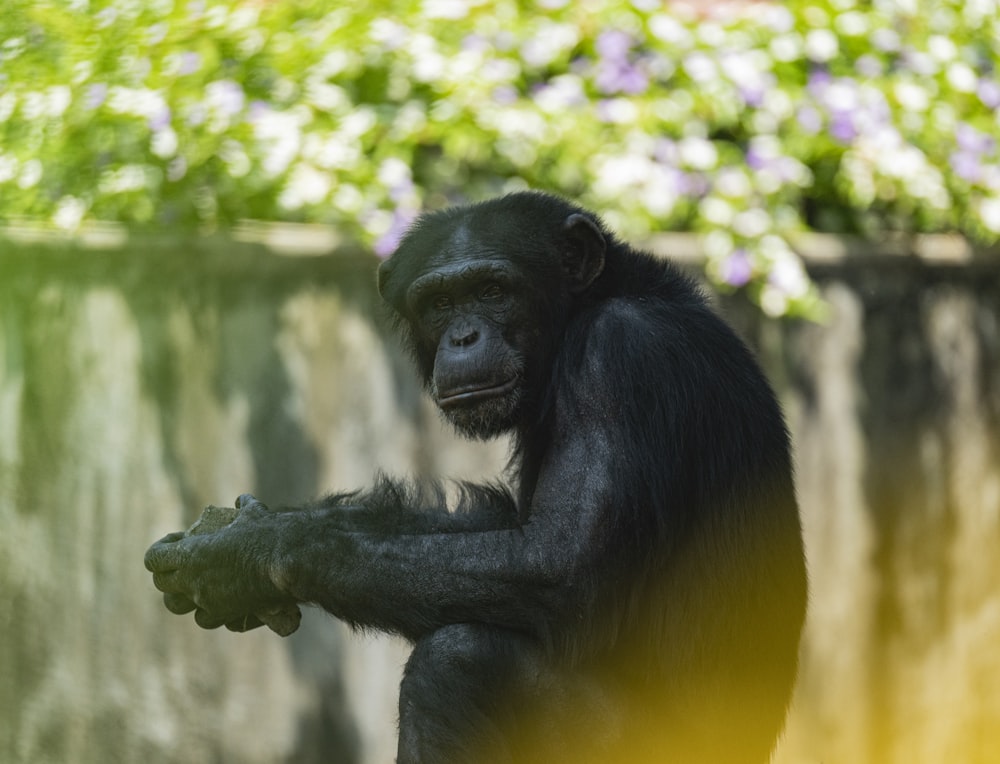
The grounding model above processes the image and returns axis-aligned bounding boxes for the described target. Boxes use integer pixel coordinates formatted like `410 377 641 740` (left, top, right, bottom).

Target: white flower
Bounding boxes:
422 0 468 19
592 153 652 196
306 82 348 112
520 23 578 68
339 108 377 138
768 252 809 298
733 208 772 238
760 285 789 317
835 11 868 36
871 28 901 52
0 92 17 122
678 136 718 171
804 29 839 62
167 157 187 182
409 34 446 82
682 52 716 83
305 133 361 171
763 89 793 121
369 19 409 49
107 87 168 121
46 86 71 117
597 98 639 124
762 6 795 33
696 23 725 47
279 164 332 210
703 229 735 260
978 196 1000 233
0 153 18 182
98 165 148 194
252 108 304 177
927 36 958 62
894 81 930 112
53 196 87 230
715 168 752 199
533 75 585 114
649 15 693 47
220 140 250 178
333 183 364 213
640 168 679 217
378 157 412 189
770 34 802 63
18 159 42 189
947 63 978 93
151 127 178 158
22 92 46 121
701 197 735 226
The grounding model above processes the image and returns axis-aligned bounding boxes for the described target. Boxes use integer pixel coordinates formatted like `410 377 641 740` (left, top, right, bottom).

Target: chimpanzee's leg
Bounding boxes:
397 623 613 764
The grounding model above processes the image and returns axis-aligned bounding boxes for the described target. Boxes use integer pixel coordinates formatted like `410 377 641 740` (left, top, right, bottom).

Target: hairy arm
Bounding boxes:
144 467 597 643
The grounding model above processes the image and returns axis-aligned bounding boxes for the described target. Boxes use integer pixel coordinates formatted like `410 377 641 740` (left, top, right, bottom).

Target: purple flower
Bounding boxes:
206 79 245 117
247 100 272 122
461 34 490 54
678 172 710 198
721 249 752 288
148 106 172 132
179 52 202 76
595 62 649 95
950 151 981 183
492 85 519 105
374 208 418 258
738 84 766 109
596 30 633 62
978 79 1000 110
653 139 678 166
86 83 108 110
829 113 857 144
796 105 822 135
806 68 832 96
855 54 883 78
956 122 995 155
593 29 648 96
951 123 995 183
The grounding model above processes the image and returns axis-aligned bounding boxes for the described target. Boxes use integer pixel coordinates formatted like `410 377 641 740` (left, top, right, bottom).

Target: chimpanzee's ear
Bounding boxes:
377 259 393 300
562 213 606 294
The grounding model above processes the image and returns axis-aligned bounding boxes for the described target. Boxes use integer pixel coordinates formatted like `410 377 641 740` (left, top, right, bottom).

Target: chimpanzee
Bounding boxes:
145 191 807 764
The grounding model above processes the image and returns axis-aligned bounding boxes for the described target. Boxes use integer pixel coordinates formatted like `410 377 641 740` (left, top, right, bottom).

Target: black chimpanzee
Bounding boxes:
145 191 807 764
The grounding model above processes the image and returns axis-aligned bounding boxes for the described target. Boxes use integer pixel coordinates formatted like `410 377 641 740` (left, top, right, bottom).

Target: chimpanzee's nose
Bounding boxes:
451 328 480 348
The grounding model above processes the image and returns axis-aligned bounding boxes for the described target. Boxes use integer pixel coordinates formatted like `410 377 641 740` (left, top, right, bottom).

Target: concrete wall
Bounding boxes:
0 230 997 763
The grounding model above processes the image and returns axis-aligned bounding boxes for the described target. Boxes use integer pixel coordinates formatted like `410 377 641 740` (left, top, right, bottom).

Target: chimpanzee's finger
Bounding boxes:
163 592 197 615
144 533 188 572
236 493 262 510
194 608 228 630
226 614 266 632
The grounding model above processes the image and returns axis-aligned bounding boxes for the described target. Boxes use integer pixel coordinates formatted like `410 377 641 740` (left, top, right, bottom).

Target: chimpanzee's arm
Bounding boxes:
297 477 521 536
144 429 611 643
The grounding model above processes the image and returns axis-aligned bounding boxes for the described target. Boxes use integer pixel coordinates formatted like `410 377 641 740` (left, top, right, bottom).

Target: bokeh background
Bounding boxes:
1 1 999 762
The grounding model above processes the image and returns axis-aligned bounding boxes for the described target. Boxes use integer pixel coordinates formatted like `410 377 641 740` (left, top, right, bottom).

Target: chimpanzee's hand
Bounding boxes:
144 494 301 635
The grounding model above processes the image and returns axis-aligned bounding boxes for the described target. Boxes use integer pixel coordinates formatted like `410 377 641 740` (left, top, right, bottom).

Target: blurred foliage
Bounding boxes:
1 0 999 316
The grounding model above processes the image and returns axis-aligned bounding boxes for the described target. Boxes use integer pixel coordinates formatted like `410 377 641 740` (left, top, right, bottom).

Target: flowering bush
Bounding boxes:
1 0 998 316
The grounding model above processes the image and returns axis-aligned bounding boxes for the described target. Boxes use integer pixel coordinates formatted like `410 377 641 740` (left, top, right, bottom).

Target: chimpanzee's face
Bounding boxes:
377 195 606 439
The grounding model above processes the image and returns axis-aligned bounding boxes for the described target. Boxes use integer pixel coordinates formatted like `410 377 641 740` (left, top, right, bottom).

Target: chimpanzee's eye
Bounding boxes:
432 295 452 311
480 284 504 301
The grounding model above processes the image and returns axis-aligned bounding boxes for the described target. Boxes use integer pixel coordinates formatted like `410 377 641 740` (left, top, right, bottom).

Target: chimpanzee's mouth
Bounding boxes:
437 377 519 408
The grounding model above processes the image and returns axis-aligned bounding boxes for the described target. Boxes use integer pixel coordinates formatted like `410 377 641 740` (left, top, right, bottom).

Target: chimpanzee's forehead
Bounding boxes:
419 222 508 268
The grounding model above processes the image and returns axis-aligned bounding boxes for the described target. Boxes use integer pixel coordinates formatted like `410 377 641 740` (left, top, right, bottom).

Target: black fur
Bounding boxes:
146 191 807 763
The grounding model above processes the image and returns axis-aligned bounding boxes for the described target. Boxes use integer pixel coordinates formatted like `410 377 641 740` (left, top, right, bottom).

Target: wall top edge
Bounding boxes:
1 221 997 266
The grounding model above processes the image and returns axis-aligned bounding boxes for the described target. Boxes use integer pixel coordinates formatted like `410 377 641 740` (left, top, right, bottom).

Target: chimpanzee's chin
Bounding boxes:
445 394 521 440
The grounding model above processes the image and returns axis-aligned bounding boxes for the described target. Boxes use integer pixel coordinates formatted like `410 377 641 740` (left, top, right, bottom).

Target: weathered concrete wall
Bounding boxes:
0 233 997 763
764 259 1000 764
